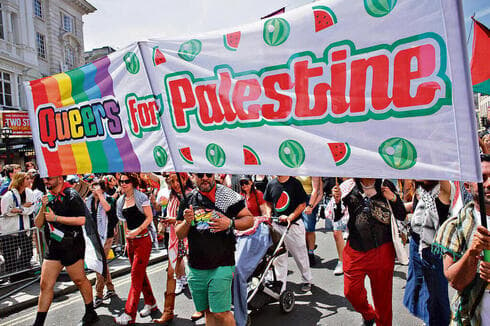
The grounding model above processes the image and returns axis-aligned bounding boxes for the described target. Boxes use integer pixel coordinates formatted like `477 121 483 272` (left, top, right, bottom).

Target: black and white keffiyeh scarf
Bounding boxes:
412 184 440 253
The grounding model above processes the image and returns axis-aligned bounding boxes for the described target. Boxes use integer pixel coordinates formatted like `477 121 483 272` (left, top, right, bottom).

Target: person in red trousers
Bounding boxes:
332 178 406 326
114 173 157 325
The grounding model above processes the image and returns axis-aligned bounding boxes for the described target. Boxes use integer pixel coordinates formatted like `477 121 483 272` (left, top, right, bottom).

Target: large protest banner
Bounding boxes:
24 0 481 181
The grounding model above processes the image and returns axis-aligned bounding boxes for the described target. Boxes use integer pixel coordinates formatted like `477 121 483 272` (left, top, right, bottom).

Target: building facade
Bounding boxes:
84 45 115 63
476 93 490 131
0 0 95 165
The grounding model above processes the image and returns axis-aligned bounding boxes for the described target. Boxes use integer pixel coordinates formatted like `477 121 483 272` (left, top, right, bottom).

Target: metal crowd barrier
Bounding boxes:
0 227 43 302
0 227 43 281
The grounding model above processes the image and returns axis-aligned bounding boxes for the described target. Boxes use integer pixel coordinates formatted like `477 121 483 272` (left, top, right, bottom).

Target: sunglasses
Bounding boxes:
240 180 250 186
119 179 132 184
195 173 214 179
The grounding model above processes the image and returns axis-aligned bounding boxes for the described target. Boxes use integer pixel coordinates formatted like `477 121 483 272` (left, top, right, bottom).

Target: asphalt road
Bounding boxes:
0 225 428 326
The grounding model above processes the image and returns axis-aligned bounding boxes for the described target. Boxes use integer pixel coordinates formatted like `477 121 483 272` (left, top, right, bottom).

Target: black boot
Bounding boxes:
362 318 375 326
81 304 99 325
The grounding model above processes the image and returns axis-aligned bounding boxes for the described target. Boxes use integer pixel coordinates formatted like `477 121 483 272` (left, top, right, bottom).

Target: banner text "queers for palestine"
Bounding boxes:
165 33 450 132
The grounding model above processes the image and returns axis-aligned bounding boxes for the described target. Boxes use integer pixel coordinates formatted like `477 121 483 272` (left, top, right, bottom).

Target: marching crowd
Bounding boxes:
0 158 489 326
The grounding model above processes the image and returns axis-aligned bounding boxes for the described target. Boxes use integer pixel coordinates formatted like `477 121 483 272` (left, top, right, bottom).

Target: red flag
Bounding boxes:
470 18 490 95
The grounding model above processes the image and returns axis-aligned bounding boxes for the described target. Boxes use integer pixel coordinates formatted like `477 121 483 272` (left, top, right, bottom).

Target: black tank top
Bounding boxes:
122 205 146 230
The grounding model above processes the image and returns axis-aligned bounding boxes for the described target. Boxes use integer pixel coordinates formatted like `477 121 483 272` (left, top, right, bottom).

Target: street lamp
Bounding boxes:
1 126 13 163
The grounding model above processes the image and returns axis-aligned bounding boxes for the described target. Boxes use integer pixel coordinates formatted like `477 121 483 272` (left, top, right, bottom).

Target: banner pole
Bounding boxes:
477 182 490 262
478 182 488 228
176 173 189 209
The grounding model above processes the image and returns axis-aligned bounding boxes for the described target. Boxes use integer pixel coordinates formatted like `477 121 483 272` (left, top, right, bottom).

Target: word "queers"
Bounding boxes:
37 97 122 148
165 33 449 132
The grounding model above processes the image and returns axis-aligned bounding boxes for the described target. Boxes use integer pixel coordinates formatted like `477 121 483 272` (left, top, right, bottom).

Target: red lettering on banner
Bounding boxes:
137 102 157 127
217 71 238 122
167 77 196 129
38 108 56 147
125 94 162 137
262 73 293 120
196 84 224 125
393 44 440 108
350 55 392 113
164 34 449 132
294 60 329 118
232 79 261 121
330 49 349 115
128 98 140 135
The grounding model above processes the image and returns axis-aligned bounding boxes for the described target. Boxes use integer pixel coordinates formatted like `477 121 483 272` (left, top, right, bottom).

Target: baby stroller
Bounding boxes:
246 219 295 322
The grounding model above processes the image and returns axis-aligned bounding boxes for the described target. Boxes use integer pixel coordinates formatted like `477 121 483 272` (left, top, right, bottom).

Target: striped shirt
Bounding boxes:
166 195 179 218
165 194 187 269
433 202 489 326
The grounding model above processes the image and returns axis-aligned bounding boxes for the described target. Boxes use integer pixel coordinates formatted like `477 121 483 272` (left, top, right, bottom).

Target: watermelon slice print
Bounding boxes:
153 146 168 167
328 142 351 166
263 18 290 46
378 137 417 170
243 145 261 165
313 6 337 32
152 46 166 66
178 39 202 62
364 0 397 17
276 191 290 213
123 52 140 74
223 31 241 51
278 140 305 168
179 147 194 164
206 143 226 167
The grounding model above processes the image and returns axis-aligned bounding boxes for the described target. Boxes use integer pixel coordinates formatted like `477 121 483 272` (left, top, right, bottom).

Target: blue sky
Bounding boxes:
84 0 490 53
463 0 490 52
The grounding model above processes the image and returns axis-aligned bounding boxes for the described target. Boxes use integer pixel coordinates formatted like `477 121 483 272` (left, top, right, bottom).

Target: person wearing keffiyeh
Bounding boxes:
403 180 453 325
433 155 490 326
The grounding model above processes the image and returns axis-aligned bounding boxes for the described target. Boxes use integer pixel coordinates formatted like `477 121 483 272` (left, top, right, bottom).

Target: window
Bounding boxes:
0 4 4 40
11 13 18 43
65 46 75 70
0 72 12 107
36 32 46 59
33 0 43 18
62 13 74 33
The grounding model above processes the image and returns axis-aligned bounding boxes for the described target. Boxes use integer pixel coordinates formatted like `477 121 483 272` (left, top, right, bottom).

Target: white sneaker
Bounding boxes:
139 303 158 317
334 261 343 276
180 275 188 287
175 278 184 295
114 312 134 325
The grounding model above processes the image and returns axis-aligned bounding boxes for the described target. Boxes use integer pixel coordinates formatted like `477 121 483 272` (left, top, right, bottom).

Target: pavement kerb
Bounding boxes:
0 252 167 317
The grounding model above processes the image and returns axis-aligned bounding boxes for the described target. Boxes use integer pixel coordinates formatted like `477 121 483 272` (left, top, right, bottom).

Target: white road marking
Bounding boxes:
0 263 166 326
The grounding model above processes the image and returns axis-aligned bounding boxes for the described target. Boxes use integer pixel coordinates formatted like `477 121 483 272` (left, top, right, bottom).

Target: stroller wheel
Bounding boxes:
279 290 295 313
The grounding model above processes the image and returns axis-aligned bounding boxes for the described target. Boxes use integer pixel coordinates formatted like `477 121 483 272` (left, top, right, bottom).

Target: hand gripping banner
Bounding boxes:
24 0 482 181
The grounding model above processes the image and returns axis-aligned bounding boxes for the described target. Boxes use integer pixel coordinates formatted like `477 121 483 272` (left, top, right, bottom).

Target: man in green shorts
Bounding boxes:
176 173 253 325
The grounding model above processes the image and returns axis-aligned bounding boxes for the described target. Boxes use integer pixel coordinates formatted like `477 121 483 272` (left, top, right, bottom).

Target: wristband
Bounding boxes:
228 218 234 230
54 215 58 222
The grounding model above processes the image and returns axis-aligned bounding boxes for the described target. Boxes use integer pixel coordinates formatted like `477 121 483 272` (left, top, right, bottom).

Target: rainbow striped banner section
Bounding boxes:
27 56 140 176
